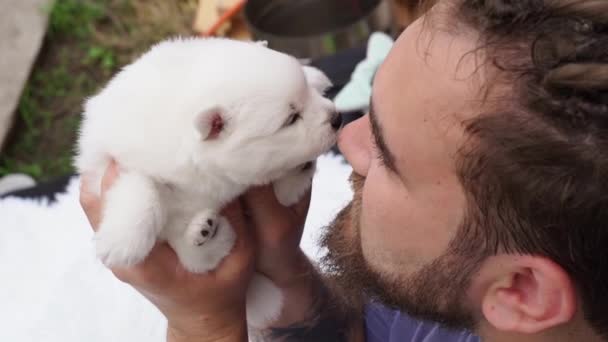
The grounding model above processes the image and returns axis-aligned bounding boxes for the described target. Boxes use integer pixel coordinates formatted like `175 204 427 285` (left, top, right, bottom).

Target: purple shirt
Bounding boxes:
365 303 480 342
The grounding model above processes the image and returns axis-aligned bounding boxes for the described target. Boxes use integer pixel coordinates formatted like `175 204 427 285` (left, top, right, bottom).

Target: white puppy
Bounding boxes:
74 37 341 328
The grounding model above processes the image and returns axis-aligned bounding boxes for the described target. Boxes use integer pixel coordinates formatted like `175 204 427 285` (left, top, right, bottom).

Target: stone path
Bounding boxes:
0 0 52 148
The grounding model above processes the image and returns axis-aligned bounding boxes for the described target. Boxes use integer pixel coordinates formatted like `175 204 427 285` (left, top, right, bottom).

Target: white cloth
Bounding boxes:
0 154 352 342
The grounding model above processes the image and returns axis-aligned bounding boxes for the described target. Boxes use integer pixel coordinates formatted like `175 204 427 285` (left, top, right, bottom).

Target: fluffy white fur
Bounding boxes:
0 154 353 342
74 37 338 328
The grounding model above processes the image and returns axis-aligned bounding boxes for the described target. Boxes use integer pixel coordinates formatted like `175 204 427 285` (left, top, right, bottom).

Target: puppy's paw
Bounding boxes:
94 171 164 267
95 226 156 267
185 210 220 247
246 273 284 329
273 161 316 207
170 215 236 273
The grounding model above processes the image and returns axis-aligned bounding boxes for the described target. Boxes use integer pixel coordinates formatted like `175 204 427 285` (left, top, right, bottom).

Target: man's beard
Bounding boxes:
319 172 483 332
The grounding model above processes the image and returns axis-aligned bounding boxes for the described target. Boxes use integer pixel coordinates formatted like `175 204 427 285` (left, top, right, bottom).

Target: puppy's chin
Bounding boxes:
314 130 339 155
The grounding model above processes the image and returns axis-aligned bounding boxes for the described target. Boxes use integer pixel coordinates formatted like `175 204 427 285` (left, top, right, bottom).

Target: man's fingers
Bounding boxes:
112 243 177 287
79 175 101 230
245 185 283 211
292 188 312 218
245 184 311 219
221 199 247 223
101 160 120 197
243 185 292 227
243 185 309 246
215 200 256 281
79 160 121 232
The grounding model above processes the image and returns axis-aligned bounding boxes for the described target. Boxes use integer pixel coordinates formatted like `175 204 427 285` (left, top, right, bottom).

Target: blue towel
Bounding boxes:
334 32 394 112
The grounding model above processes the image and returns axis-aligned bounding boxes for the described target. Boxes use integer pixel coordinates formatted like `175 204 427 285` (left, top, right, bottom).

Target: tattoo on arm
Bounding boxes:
250 277 361 342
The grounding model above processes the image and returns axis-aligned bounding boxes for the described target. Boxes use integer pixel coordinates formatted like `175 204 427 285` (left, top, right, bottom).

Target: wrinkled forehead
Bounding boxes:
376 9 483 117
372 9 485 177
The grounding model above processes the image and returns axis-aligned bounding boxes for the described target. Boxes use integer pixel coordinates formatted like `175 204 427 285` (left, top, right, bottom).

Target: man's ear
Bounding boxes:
302 65 332 94
194 107 226 141
480 255 576 334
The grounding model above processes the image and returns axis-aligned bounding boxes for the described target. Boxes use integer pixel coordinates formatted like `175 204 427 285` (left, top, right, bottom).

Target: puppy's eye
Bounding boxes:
285 112 301 127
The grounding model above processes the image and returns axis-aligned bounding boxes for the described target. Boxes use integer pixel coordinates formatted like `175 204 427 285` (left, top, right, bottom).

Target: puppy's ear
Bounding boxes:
302 66 332 94
194 107 226 141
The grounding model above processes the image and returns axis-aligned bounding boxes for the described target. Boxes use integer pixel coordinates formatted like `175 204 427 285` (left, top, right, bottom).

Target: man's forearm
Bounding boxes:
251 262 364 342
167 319 249 342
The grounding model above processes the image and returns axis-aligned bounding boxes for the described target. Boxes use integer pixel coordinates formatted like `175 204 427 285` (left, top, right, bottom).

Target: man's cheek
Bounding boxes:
361 179 394 233
359 195 390 266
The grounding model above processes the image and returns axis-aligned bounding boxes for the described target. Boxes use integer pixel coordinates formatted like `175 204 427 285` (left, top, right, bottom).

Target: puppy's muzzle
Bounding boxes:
330 112 343 131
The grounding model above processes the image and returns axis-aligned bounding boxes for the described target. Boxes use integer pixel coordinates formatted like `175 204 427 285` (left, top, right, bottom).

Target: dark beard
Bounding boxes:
318 173 482 332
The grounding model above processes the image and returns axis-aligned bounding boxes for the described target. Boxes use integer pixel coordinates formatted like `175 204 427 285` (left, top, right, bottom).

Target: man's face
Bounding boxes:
322 11 486 330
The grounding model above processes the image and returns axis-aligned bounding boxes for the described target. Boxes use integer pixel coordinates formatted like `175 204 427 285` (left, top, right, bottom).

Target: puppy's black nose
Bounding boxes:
330 112 343 130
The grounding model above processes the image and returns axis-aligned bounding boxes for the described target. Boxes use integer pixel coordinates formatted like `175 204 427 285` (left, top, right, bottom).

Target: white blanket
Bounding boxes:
0 154 352 341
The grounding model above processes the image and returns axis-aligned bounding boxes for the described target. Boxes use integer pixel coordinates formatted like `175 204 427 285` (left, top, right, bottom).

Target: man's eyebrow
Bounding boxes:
369 96 399 174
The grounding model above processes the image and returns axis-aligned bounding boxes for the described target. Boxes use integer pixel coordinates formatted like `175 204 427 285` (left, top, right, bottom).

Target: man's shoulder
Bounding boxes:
364 303 480 342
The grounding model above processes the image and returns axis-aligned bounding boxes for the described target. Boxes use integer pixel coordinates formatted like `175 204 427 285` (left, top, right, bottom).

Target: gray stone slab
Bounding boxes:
0 0 52 149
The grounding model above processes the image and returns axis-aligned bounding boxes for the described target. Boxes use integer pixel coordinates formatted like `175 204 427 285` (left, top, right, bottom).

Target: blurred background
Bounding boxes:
0 0 423 185
0 3 430 340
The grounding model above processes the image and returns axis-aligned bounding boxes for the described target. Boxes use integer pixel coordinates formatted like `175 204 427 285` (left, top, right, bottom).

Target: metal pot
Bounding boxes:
244 0 394 59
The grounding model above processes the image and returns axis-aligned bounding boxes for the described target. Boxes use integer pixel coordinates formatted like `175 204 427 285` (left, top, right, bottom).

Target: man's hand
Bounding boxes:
244 185 364 342
79 162 253 342
243 186 318 326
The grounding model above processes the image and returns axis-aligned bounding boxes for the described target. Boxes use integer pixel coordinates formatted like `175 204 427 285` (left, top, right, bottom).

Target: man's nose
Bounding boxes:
337 115 371 176
330 112 343 130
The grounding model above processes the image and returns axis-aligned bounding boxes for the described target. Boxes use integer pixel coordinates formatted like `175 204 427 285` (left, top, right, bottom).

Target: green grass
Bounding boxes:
0 0 197 182
47 0 104 39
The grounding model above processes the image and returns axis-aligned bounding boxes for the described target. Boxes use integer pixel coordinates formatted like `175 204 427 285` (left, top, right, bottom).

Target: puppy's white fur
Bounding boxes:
75 37 337 328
